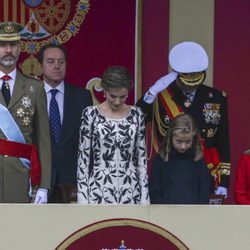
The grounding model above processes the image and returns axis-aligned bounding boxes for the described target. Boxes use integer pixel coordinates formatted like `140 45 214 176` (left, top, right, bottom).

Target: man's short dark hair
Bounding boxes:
37 43 67 64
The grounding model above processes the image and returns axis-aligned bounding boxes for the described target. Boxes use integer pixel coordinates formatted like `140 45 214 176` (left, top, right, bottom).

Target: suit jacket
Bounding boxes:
0 71 51 202
235 153 250 204
50 83 93 193
137 81 230 189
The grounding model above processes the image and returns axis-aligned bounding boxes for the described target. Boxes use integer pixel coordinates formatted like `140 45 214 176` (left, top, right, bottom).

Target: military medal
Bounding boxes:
4 82 10 90
164 114 170 125
183 92 194 108
184 98 192 108
16 96 34 126
203 103 221 125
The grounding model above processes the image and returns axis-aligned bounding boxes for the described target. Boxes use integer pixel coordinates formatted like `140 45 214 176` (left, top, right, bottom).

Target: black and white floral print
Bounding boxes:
77 106 149 204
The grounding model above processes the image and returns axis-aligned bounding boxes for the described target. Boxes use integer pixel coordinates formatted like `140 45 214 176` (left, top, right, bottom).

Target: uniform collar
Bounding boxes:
0 68 16 80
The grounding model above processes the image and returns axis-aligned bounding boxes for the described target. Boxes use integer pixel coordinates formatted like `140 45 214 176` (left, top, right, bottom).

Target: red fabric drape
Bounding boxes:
0 139 41 186
0 0 137 104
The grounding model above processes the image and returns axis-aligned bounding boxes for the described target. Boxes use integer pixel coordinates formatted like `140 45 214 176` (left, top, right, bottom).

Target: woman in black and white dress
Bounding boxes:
77 66 149 204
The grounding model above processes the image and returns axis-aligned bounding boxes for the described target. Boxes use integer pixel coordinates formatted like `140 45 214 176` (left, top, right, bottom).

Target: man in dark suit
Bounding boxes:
137 41 230 197
37 43 93 203
0 22 51 203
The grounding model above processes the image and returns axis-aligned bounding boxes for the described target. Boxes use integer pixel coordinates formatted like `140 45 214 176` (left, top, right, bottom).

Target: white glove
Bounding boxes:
215 186 228 198
34 188 48 204
144 71 178 104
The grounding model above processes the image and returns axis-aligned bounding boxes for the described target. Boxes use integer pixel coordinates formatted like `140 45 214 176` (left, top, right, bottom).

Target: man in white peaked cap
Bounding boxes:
137 41 230 198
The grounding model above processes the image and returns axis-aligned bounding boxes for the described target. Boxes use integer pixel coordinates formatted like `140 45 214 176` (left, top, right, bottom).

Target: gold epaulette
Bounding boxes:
219 163 230 176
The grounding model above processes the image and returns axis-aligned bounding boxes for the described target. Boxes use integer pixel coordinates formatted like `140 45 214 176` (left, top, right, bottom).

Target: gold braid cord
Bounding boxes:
146 96 168 160
154 96 169 136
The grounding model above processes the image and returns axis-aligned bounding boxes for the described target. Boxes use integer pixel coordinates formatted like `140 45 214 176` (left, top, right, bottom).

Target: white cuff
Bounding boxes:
143 90 157 104
215 186 227 198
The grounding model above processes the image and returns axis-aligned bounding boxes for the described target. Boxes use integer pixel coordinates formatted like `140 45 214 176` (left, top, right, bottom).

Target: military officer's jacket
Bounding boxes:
137 81 230 188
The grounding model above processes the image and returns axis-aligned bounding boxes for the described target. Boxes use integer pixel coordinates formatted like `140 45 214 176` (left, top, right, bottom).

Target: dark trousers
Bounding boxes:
48 184 77 203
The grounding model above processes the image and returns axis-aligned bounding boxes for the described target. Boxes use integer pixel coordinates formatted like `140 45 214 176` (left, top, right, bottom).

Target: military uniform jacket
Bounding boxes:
0 71 51 202
137 81 230 188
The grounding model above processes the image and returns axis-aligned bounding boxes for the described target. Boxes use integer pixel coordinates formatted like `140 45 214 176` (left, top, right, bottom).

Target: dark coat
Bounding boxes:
50 83 93 194
149 151 210 204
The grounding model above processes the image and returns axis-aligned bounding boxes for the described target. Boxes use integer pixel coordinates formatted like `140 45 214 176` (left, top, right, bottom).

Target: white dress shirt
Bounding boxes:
183 90 197 102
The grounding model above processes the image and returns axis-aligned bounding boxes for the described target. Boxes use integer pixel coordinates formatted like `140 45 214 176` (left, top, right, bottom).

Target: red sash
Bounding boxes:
150 89 183 152
0 139 41 186
158 88 184 119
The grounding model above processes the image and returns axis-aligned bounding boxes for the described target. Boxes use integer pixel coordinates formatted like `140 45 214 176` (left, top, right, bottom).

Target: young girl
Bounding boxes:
149 113 210 204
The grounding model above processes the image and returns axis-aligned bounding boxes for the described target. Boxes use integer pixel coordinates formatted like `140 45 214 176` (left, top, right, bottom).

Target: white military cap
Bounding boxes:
169 41 208 73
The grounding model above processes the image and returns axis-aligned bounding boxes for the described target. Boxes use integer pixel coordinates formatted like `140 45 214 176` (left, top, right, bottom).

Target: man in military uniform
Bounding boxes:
0 22 51 203
137 41 230 196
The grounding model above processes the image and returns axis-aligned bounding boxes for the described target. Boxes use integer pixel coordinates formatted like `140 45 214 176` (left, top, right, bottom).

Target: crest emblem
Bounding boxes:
20 0 90 50
0 0 90 76
4 23 15 33
23 0 43 8
33 0 71 34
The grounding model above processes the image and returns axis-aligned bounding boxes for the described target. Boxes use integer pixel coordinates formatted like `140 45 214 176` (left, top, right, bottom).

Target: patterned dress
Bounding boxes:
77 105 149 204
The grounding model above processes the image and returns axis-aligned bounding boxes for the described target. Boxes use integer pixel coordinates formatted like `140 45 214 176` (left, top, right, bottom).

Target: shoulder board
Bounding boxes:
23 74 41 81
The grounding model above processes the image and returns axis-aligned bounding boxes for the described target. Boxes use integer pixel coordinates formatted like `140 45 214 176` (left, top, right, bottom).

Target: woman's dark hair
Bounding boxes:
37 43 67 64
159 113 203 162
100 66 133 91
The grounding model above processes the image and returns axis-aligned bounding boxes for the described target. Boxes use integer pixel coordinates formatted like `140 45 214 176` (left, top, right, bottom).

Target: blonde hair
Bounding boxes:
159 113 203 162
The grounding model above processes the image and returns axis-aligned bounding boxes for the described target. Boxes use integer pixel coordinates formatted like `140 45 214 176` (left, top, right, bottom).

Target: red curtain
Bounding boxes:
214 1 250 204
1 0 138 104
